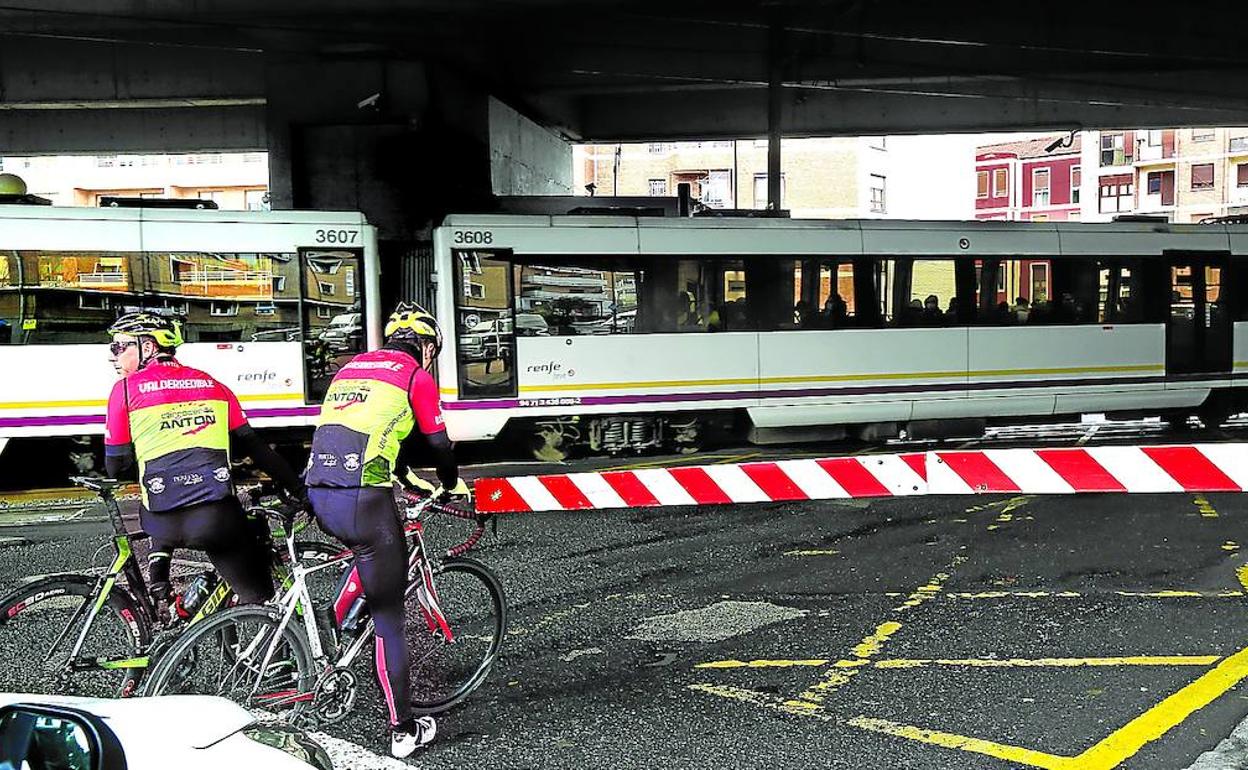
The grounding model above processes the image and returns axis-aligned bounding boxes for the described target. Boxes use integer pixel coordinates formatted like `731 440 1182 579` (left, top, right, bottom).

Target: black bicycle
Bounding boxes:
0 477 338 698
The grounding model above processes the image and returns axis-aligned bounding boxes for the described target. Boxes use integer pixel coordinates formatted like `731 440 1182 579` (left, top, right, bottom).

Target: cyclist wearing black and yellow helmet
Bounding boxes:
103 311 307 611
305 302 465 757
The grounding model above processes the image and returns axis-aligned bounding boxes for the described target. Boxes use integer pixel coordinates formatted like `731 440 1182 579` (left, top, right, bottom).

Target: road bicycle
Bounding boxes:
139 489 507 725
0 476 337 698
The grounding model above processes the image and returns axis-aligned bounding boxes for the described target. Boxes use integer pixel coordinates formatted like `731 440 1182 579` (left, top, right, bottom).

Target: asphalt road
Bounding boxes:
3 483 1248 769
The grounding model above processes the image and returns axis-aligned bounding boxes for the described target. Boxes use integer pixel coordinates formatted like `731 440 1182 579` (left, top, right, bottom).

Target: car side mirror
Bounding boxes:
0 703 127 770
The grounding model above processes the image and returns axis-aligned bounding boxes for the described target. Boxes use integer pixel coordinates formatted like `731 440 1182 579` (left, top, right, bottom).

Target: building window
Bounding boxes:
272 275 287 293
976 171 989 199
1147 173 1162 195
1033 168 1051 207
1100 133 1131 166
1192 163 1215 190
317 280 336 296
1071 166 1081 205
344 267 355 297
992 168 1008 197
1098 178 1133 214
1146 130 1163 146
1238 164 1248 188
255 304 277 316
869 175 887 213
245 189 269 211
78 294 111 310
1193 128 1215 142
752 173 785 209
316 305 332 319
209 302 239 317
468 282 486 299
648 178 668 196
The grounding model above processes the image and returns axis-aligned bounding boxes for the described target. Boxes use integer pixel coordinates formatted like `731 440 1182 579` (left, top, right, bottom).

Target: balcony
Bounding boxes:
1138 194 1176 214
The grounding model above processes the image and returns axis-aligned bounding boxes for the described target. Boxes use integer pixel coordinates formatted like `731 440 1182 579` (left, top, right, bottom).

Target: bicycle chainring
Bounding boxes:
313 667 358 725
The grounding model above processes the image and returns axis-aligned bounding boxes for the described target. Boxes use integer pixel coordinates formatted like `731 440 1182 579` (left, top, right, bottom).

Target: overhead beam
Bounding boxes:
0 104 266 154
571 67 1248 141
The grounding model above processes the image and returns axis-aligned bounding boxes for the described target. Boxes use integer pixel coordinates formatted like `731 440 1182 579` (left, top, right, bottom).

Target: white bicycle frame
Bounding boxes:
240 499 453 705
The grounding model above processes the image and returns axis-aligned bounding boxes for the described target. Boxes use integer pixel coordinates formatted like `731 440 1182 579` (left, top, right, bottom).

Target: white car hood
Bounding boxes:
0 693 253 748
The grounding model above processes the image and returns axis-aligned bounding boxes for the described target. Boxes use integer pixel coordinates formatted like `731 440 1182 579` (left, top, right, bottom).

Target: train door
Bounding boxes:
453 250 517 399
299 248 366 402
1165 253 1231 376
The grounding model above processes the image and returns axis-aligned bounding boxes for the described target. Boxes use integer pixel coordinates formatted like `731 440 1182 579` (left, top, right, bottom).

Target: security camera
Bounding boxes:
357 92 382 110
1044 138 1063 153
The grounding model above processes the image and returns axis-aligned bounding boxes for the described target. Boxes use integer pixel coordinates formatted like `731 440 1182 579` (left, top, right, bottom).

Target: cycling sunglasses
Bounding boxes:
108 340 137 357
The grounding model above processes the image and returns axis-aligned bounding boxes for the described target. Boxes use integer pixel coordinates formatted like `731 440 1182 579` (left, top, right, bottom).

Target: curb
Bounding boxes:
1183 712 1248 769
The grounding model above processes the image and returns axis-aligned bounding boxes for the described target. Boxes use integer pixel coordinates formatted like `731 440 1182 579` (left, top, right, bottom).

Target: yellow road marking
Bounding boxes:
895 559 963 611
687 683 834 721
1237 565 1248 593
1075 643 1248 768
945 590 1244 599
873 656 1220 669
789 620 904 707
848 716 1073 770
852 622 903 658
696 659 829 669
1193 494 1218 518
966 495 1034 516
1223 541 1239 553
784 549 839 557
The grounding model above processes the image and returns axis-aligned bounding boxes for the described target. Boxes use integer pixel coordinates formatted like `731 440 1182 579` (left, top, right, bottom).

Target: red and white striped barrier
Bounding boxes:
473 444 1248 513
475 453 928 513
928 444 1248 495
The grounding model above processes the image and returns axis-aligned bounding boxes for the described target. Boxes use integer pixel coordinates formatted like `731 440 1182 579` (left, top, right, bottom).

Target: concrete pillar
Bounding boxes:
265 57 569 241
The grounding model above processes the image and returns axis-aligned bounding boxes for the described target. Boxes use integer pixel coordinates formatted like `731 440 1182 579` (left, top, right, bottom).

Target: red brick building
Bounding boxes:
975 136 1082 221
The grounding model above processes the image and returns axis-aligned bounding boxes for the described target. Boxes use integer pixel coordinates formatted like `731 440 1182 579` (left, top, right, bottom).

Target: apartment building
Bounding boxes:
974 135 1081 221
1080 128 1248 223
0 152 269 210
575 136 974 220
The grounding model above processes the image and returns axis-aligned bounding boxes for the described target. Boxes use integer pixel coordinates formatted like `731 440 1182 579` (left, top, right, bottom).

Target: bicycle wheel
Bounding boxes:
142 605 314 719
0 574 148 697
407 557 507 714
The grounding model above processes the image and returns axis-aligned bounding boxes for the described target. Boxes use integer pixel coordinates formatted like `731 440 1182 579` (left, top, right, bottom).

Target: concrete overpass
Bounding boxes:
3 1 1248 233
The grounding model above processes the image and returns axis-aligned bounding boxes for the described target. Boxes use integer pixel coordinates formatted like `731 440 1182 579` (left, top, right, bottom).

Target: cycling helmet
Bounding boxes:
385 302 442 356
109 311 184 349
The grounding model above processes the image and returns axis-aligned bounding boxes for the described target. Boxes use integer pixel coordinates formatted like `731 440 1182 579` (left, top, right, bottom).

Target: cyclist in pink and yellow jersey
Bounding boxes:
306 302 468 758
103 311 307 611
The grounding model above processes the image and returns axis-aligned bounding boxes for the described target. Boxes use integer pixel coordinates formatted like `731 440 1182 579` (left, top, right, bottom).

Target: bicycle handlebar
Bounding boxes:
399 488 493 558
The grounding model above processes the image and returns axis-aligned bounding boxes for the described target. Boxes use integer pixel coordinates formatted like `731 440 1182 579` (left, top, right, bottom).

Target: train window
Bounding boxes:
513 259 639 336
792 259 859 329
894 258 958 327
634 257 750 333
455 251 516 399
0 250 308 346
1098 260 1146 324
969 259 1054 326
299 249 364 402
0 251 132 344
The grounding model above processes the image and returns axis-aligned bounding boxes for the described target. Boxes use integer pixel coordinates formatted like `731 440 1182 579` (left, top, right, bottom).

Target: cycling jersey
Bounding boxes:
307 347 444 488
104 359 246 512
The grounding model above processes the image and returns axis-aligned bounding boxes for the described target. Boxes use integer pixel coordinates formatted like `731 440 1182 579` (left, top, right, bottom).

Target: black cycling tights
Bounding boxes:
142 496 274 605
309 486 410 726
